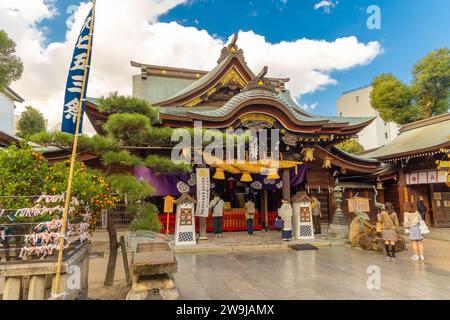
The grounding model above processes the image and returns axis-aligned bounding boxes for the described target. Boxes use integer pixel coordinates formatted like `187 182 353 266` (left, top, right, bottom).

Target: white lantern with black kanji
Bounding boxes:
174 193 197 246
291 192 315 240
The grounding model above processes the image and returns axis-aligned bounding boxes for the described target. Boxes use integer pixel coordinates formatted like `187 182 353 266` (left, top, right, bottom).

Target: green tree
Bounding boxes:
371 48 450 125
336 139 364 154
30 93 189 285
370 73 417 125
412 48 450 118
0 30 23 88
17 106 46 138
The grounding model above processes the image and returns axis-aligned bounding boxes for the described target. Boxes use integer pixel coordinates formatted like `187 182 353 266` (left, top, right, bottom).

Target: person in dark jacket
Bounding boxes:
416 196 427 221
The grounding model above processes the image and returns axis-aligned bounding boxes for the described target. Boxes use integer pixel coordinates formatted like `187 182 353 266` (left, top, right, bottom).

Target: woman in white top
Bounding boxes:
278 198 293 241
403 202 425 261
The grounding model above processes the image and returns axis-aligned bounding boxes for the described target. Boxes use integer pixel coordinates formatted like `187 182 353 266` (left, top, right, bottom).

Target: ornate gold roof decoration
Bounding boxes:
239 114 275 129
182 67 247 107
217 32 245 63
220 67 247 88
244 66 276 93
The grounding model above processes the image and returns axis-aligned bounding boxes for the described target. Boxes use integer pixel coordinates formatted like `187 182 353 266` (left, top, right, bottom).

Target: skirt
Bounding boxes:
382 229 398 241
409 224 424 241
282 230 292 239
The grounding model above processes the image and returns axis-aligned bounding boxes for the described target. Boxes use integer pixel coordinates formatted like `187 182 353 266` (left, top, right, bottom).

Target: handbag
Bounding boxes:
376 222 382 233
419 216 430 235
275 217 284 229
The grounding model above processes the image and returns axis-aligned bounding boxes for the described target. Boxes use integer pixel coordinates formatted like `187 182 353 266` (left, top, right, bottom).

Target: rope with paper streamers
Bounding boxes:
0 194 91 259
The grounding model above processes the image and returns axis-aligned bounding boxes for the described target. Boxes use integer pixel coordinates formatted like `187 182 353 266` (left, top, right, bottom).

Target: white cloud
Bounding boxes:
0 0 381 134
314 1 338 14
299 102 318 111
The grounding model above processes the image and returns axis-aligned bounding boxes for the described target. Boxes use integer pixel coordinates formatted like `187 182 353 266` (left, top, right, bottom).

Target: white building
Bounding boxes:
0 86 24 136
336 85 399 151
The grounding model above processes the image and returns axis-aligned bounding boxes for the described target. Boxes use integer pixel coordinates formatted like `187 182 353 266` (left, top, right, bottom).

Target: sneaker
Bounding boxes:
386 256 391 261
411 255 419 261
419 256 425 261
390 257 396 261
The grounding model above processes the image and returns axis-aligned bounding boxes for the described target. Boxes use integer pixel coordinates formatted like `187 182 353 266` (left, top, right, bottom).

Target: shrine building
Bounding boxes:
84 33 391 232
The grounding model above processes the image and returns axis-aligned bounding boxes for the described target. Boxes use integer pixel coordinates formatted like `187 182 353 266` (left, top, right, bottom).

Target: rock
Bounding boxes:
159 288 180 300
132 274 174 291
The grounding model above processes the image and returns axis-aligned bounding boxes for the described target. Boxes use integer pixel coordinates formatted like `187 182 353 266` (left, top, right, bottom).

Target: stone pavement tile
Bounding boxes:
172 272 210 300
173 239 450 300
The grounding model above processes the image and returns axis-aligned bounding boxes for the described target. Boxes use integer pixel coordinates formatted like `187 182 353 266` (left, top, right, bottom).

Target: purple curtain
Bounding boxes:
135 164 308 197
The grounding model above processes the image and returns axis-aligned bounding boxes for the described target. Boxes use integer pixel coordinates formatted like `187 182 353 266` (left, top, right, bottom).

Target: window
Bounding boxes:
385 132 388 139
339 112 343 117
356 96 359 102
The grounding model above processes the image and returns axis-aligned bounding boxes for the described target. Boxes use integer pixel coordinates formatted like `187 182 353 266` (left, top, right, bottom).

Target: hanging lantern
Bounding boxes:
267 168 280 180
213 168 225 180
322 157 331 168
240 172 253 182
303 147 315 161
376 179 383 190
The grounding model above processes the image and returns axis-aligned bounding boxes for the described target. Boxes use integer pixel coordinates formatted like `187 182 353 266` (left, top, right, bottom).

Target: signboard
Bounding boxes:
406 170 447 185
195 168 210 217
347 197 370 212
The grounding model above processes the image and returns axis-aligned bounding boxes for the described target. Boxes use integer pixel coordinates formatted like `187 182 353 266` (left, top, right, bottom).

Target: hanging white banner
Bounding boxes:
195 168 210 217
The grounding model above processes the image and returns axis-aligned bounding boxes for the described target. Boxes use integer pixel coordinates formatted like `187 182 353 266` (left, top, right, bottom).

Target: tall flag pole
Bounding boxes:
53 0 96 298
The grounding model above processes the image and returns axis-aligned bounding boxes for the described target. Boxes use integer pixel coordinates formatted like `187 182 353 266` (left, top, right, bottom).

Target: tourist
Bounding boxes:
377 202 400 261
210 193 224 238
311 196 322 234
278 198 293 241
244 197 256 236
416 196 427 221
403 202 425 261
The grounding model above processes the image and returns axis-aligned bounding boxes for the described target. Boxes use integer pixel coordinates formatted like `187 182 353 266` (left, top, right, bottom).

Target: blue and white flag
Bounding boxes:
61 4 95 134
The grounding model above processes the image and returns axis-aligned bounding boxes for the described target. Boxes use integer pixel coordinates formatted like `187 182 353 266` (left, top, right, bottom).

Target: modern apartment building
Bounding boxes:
336 85 399 150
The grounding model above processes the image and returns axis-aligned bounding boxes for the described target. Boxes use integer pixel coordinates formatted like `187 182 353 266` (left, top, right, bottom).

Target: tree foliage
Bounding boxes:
0 143 48 209
0 143 117 228
97 92 159 124
17 106 46 138
336 139 364 154
371 48 450 125
0 30 23 88
412 48 450 118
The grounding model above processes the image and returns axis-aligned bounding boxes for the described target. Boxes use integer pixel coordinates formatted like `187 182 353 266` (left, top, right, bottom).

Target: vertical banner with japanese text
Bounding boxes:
195 168 210 217
61 5 95 134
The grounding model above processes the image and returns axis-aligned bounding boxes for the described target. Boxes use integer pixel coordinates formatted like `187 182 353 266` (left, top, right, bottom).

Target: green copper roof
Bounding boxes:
363 114 450 159
155 57 231 104
180 89 373 125
133 75 196 104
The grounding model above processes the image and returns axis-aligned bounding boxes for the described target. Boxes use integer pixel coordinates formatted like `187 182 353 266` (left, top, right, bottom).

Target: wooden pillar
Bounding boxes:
429 183 436 227
263 190 268 231
398 166 407 218
282 168 291 201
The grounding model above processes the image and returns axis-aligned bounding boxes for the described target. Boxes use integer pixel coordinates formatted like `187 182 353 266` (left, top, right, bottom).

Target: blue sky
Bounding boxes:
21 0 450 117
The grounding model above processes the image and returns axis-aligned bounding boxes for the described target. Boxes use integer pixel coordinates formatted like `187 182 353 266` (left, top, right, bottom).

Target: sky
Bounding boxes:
1 0 449 133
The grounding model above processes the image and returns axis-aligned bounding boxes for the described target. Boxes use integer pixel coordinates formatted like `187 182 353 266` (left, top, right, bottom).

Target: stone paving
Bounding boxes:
173 238 450 300
2 230 449 299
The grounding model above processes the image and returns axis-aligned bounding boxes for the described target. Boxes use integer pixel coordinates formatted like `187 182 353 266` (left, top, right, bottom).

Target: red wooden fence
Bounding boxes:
158 210 279 234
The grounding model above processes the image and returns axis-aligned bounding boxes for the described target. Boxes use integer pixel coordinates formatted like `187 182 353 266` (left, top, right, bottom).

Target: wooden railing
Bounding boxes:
158 210 279 234
95 208 280 233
